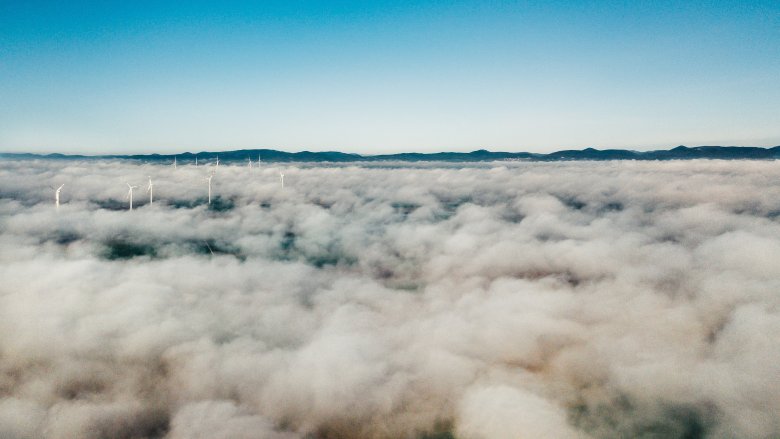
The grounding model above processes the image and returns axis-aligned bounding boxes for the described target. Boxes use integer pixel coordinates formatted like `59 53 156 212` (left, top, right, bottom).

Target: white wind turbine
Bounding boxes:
248 157 253 169
126 183 139 211
279 171 285 189
146 176 154 206
53 184 64 210
195 156 198 167
173 156 177 169
215 156 219 170
205 171 215 204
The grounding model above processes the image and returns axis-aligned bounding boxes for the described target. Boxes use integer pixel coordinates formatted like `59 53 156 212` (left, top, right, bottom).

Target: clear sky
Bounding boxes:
1 0 778 154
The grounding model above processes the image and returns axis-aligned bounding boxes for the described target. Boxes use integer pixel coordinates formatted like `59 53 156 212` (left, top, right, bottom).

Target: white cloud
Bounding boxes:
0 159 778 438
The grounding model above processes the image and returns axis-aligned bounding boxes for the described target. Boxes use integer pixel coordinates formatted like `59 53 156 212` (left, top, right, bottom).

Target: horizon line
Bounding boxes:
3 144 780 157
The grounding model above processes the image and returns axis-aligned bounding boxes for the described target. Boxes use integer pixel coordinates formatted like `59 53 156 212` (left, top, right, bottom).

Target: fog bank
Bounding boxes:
0 159 779 438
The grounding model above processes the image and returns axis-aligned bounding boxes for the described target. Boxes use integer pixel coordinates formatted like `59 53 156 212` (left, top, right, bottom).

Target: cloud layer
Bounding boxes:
0 159 779 439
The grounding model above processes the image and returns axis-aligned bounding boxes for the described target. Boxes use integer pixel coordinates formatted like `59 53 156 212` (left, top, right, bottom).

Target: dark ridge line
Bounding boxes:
2 145 780 162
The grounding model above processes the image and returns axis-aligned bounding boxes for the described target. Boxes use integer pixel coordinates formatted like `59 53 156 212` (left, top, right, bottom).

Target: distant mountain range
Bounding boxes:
3 145 780 162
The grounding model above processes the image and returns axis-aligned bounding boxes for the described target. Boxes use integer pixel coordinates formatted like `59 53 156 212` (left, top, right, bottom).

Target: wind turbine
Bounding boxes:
146 176 154 206
53 184 64 210
205 171 215 204
279 172 285 189
195 156 198 167
126 183 139 211
215 156 219 170
173 156 177 169
248 157 253 169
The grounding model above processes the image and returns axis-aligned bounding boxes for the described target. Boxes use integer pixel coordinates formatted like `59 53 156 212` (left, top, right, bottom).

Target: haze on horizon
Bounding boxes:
1 0 779 154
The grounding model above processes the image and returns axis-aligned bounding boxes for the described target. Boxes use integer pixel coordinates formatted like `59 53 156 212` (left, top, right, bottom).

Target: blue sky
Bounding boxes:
1 0 778 154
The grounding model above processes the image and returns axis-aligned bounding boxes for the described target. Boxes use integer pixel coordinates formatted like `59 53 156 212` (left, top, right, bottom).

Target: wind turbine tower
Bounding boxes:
206 171 215 204
54 184 64 210
126 183 139 211
173 156 177 169
279 172 285 189
147 177 154 206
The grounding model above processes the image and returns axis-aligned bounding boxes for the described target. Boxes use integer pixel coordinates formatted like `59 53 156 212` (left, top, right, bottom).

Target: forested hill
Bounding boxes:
3 145 780 162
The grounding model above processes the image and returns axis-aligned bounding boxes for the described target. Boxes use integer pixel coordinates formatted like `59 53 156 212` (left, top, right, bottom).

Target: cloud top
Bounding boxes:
0 159 779 438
